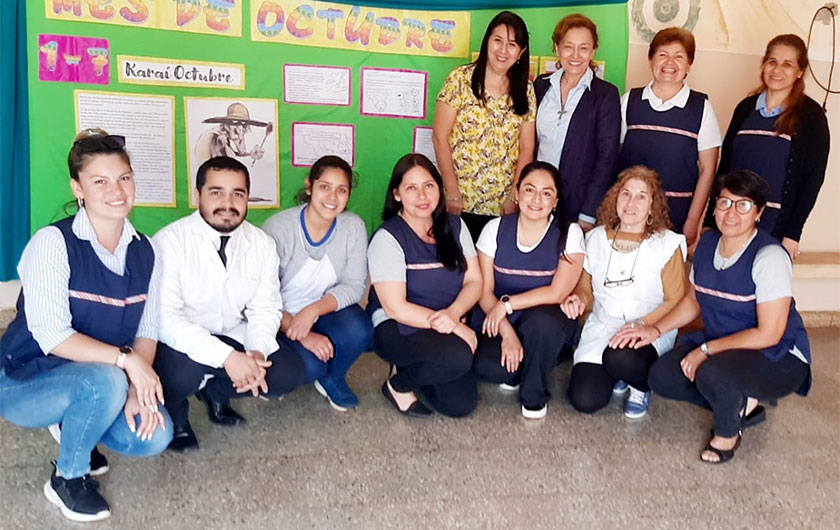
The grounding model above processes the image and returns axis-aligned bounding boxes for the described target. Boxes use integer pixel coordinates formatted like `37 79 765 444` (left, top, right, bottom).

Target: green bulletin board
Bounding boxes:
27 1 628 236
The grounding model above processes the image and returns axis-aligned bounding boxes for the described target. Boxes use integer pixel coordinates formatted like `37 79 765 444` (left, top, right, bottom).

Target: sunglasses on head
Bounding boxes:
73 134 126 149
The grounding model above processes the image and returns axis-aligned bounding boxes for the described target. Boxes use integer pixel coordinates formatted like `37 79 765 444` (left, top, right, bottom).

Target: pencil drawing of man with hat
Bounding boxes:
195 102 273 167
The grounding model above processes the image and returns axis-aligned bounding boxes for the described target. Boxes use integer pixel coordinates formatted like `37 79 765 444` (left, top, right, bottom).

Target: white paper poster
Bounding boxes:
184 97 279 208
283 64 351 106
291 122 354 167
360 67 427 119
75 90 175 207
412 127 438 169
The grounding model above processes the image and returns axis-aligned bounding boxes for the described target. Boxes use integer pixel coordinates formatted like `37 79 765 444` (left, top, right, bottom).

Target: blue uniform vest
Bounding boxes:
1 217 154 380
367 214 466 335
492 214 566 323
693 230 810 395
619 88 706 230
729 111 790 233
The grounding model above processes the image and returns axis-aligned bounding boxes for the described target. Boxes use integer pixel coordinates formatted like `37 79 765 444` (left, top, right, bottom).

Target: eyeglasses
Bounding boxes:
603 232 641 288
715 197 757 214
73 134 126 149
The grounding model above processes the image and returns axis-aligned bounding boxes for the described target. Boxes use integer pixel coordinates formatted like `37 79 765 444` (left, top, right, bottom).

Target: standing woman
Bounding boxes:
626 170 811 464
368 154 481 418
713 34 830 259
562 166 686 418
618 27 721 245
535 13 621 230
473 161 584 419
262 156 373 412
433 11 536 240
0 129 172 522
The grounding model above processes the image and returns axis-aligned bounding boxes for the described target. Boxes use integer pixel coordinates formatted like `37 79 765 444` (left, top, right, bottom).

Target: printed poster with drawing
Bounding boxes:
360 67 427 119
184 97 279 208
291 122 354 167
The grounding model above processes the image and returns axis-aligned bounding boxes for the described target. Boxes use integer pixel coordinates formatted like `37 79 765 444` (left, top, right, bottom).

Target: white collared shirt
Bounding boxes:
536 67 594 166
619 81 722 150
154 211 283 368
17 207 160 353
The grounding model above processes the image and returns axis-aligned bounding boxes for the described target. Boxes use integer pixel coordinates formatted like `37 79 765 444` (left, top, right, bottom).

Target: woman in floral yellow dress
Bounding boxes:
433 11 536 241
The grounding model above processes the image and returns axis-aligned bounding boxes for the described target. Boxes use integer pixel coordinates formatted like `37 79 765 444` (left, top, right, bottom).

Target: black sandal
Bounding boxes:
381 381 432 417
700 435 741 464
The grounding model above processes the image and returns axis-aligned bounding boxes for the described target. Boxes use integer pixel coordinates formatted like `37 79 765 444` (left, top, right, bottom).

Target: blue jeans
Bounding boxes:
278 304 373 384
0 363 173 479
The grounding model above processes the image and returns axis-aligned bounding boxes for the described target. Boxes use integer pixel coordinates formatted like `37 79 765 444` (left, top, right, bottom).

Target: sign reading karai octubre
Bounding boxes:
118 56 245 89
251 1 470 58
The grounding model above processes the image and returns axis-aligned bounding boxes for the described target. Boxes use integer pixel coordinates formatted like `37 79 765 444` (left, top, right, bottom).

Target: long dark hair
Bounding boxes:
516 161 570 256
756 34 809 136
296 155 355 204
383 154 466 271
472 11 530 116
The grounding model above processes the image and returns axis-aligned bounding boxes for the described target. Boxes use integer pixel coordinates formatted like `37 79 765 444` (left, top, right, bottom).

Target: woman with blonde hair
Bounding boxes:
562 166 686 418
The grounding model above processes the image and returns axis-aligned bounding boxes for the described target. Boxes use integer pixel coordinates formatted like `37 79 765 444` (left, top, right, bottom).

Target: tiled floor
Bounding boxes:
1 328 838 529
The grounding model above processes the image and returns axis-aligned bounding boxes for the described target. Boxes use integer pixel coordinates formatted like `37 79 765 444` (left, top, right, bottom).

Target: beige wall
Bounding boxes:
626 2 840 253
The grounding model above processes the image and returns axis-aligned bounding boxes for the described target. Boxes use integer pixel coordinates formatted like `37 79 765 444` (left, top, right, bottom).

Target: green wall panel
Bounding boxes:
26 2 627 236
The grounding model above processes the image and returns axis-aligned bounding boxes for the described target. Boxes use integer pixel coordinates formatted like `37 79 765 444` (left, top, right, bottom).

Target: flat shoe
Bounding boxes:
743 405 766 428
381 382 432 417
700 435 741 465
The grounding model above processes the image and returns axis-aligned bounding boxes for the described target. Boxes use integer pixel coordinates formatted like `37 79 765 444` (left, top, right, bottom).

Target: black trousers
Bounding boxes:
568 345 659 414
373 320 477 418
474 305 577 408
154 335 306 426
648 342 810 437
461 212 495 242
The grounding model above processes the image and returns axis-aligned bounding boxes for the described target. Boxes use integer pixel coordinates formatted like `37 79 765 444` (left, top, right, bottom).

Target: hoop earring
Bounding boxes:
646 214 653 226
77 197 84 209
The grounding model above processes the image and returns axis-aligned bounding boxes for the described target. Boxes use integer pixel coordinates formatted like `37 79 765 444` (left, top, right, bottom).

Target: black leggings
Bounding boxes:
568 345 659 414
648 343 810 437
473 305 577 408
373 320 477 418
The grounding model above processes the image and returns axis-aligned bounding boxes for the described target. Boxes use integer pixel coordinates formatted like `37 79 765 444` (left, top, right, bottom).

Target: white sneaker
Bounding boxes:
499 383 519 392
521 403 547 419
624 387 651 419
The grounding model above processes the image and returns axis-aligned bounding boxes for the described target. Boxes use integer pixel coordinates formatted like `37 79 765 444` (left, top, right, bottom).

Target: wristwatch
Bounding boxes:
116 345 132 369
699 342 710 357
500 295 513 315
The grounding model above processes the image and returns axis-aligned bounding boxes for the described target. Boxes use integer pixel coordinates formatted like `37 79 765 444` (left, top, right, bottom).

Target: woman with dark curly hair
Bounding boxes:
562 166 686 418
